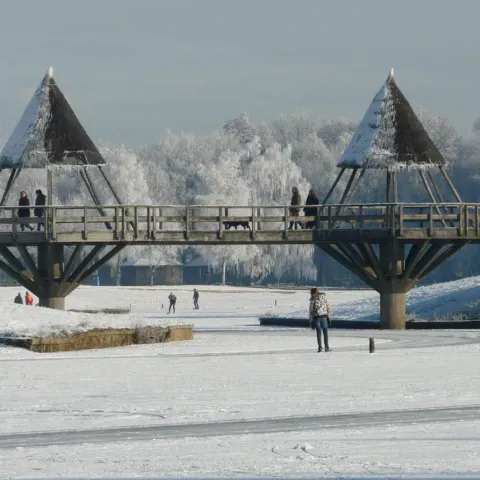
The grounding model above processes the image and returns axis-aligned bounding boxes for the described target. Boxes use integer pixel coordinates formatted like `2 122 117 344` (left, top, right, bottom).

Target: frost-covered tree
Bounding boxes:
223 112 257 145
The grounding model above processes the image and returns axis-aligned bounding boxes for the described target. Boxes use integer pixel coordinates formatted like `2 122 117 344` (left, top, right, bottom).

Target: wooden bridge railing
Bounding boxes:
0 203 479 241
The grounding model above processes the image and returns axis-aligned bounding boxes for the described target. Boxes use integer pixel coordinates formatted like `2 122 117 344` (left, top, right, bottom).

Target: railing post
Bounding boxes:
11 208 17 236
420 207 424 229
399 205 404 237
257 207 261 231
428 205 433 236
157 207 162 232
134 206 138 239
126 207 131 231
185 206 190 240
114 206 119 240
146 206 150 240
152 207 157 240
51 207 57 241
475 205 479 237
464 204 468 236
251 207 256 240
359 205 364 230
391 204 396 235
121 207 126 240
284 206 289 239
83 207 88 240
457 205 462 237
218 207 223 239
327 206 332 229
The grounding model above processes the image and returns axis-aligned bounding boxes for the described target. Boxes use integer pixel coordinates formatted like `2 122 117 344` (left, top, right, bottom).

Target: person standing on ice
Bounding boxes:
193 289 199 309
14 292 23 304
309 288 332 352
168 292 177 314
17 191 34 231
34 189 46 231
289 186 303 230
25 291 34 306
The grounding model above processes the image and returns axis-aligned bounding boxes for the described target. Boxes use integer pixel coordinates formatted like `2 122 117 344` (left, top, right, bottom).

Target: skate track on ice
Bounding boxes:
0 405 479 449
0 329 479 363
0 330 479 449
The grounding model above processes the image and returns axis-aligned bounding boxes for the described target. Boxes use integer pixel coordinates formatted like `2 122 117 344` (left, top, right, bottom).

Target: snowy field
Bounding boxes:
0 284 479 477
266 276 480 322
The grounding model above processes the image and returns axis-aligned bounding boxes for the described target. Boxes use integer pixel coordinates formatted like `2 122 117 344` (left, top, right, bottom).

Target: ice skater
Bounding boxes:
168 292 177 314
193 288 199 309
309 288 332 352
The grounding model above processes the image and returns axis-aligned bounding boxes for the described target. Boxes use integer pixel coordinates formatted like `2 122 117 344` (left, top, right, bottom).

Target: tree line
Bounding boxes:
2 108 480 287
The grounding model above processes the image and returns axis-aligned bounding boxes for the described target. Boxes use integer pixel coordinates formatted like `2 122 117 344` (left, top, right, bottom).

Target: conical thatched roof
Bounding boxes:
0 68 105 168
337 69 446 170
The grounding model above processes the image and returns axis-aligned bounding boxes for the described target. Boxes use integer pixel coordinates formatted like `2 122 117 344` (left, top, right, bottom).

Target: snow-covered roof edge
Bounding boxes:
0 67 106 169
337 69 446 170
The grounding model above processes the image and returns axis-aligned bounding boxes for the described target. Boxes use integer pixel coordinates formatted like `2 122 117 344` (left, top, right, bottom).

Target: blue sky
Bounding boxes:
1 0 479 146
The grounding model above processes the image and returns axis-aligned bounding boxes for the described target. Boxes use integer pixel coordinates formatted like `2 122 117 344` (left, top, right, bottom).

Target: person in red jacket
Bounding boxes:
25 291 34 306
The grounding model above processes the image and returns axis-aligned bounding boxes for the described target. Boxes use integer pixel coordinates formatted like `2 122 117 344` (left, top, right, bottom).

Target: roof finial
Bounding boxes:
389 67 394 78
47 66 54 78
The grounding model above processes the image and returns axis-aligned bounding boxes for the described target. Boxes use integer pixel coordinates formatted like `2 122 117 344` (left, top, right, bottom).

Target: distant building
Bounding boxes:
183 257 220 285
120 258 183 286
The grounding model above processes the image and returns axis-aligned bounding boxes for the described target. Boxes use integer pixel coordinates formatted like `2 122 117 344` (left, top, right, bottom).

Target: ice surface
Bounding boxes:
0 283 479 477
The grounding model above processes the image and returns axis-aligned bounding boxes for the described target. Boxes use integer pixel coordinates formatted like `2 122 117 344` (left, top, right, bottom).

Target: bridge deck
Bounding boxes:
0 203 479 245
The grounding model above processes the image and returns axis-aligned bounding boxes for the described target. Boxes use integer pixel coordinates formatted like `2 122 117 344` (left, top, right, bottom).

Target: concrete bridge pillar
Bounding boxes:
37 244 66 310
379 291 406 329
39 297 66 310
379 241 407 329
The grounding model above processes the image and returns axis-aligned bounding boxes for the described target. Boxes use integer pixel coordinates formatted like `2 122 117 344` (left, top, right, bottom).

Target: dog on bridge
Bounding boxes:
223 221 251 230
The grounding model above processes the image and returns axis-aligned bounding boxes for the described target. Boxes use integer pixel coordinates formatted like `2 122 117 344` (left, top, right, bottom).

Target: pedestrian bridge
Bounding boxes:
1 202 480 245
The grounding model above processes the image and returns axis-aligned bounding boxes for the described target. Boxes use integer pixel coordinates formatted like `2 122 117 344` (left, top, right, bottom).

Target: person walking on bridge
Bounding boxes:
168 292 177 314
304 189 320 229
34 189 46 231
18 191 34 231
309 288 332 352
289 186 303 230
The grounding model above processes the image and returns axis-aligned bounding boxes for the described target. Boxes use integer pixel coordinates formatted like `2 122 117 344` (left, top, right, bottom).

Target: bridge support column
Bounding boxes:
379 291 406 329
0 243 126 310
318 238 467 330
379 240 407 329
37 244 66 309
39 297 66 310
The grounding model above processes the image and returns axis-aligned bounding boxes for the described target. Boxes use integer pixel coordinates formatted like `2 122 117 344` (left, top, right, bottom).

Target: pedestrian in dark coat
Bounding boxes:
17 191 33 231
289 186 303 230
168 293 177 314
34 189 46 231
304 189 320 229
14 292 23 304
309 287 332 352
193 289 199 309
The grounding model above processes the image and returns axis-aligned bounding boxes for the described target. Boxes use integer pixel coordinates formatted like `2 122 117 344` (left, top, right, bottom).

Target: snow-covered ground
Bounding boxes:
0 283 479 477
268 275 480 322
0 284 374 337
